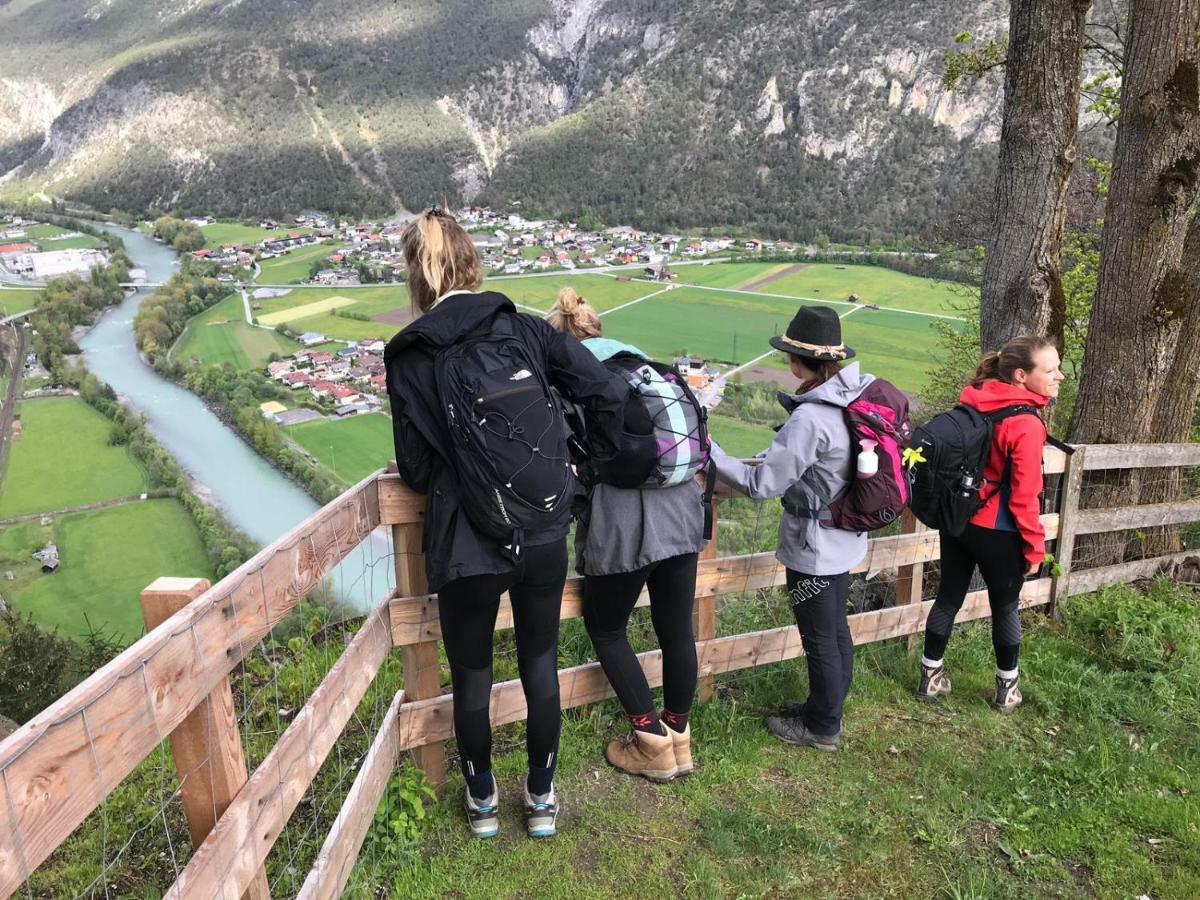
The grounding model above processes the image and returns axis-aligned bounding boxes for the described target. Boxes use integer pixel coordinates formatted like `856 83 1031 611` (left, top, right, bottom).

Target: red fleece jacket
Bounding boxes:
960 380 1050 568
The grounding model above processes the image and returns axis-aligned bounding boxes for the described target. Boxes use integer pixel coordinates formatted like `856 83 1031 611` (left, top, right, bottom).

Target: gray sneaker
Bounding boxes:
523 782 558 838
464 777 499 839
765 715 841 752
992 675 1022 714
916 663 952 702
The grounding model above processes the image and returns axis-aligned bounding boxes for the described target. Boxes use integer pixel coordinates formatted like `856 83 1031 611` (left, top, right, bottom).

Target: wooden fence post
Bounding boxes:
140 577 270 900
893 509 927 652
392 520 447 789
1050 445 1087 617
694 498 719 703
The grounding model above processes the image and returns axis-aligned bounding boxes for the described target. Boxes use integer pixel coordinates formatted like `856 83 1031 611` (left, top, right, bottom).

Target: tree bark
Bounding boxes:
1070 0 1200 564
979 0 1092 353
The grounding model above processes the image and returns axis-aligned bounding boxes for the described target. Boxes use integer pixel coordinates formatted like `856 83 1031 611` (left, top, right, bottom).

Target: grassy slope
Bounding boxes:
0 397 147 517
287 413 393 485
0 289 39 315
0 500 213 642
352 581 1200 900
174 292 299 369
257 242 338 284
707 414 775 458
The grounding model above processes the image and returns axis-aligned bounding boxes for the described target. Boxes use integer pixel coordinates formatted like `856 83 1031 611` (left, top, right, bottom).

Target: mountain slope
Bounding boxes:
0 0 1009 239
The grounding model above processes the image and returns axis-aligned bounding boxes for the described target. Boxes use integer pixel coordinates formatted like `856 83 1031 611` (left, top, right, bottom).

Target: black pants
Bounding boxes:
923 524 1024 671
438 540 567 780
787 569 853 737
583 552 699 720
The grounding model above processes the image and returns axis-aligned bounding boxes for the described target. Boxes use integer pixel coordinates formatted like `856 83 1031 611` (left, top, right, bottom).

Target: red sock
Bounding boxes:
662 709 689 733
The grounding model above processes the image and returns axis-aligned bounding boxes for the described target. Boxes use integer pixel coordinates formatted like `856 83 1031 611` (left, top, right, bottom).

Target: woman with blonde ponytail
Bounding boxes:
385 210 626 840
916 335 1065 713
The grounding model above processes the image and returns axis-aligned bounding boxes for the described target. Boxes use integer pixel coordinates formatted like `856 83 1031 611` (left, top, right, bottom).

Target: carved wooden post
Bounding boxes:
140 577 270 900
1050 445 1086 617
392 520 447 789
893 509 928 651
694 498 719 703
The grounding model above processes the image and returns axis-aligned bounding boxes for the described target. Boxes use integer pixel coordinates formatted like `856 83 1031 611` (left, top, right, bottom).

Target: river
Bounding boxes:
79 224 388 611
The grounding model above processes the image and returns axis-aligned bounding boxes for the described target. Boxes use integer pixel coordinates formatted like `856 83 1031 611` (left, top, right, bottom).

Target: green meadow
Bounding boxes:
201 221 313 249
287 413 393 485
0 397 148 517
257 242 338 284
173 292 299 369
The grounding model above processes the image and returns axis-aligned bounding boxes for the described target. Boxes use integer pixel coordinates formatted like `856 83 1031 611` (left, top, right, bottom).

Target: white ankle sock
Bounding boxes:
996 666 1019 680
920 656 943 670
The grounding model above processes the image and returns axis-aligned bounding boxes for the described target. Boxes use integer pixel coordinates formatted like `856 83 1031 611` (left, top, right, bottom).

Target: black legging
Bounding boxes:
787 569 853 736
438 540 567 781
923 524 1024 670
582 552 699 720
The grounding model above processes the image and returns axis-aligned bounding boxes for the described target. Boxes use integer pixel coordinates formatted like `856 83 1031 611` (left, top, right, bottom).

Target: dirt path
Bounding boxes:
0 494 159 527
0 324 29 481
734 262 809 292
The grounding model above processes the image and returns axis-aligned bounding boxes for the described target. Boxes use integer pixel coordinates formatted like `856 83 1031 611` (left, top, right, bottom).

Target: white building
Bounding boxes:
29 249 110 279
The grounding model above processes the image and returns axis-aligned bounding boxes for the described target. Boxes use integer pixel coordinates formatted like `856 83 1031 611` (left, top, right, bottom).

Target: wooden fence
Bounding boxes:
2 443 1200 898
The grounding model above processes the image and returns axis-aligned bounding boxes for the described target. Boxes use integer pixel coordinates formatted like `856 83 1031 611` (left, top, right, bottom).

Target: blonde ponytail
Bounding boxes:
546 287 602 340
402 209 483 314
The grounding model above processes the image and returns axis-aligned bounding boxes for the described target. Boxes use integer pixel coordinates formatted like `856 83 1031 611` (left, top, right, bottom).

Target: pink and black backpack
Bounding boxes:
822 380 912 532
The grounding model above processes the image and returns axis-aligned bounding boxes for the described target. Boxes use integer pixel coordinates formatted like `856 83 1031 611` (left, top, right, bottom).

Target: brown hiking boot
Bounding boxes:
605 727 678 783
916 663 952 702
991 674 1022 714
664 719 693 777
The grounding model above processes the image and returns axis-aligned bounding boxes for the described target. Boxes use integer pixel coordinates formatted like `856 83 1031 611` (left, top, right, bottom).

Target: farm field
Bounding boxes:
23 223 71 240
675 262 975 316
201 221 313 249
286 413 392 485
257 242 337 284
706 414 775 458
173 292 299 369
0 288 38 315
0 397 148 518
490 273 656 313
0 500 213 643
36 234 105 252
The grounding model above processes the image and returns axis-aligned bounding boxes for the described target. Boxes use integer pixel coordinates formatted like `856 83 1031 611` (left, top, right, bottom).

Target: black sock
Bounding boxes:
628 711 664 735
527 760 555 797
465 768 494 802
661 709 689 733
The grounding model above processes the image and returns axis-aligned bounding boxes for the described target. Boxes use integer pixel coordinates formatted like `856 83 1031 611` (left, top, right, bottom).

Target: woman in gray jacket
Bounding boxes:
548 288 705 783
711 306 871 752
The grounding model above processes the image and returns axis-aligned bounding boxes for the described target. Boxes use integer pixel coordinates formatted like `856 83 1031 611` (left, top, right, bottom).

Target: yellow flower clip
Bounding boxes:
902 446 927 470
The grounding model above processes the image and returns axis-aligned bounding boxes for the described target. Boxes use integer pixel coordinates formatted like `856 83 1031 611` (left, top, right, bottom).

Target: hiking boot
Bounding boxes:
764 715 841 752
991 674 1022 714
605 727 679 783
664 718 693 777
523 782 559 838
916 663 952 703
464 777 499 839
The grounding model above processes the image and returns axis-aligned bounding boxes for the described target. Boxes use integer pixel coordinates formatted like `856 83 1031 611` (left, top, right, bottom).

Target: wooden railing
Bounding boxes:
3 443 1200 898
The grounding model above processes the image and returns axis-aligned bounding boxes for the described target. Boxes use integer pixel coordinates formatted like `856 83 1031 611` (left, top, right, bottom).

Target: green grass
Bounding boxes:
22 223 71 240
0 397 148 517
36 234 105 251
287 414 392 485
491 273 658 313
0 288 39 315
201 221 312 249
257 242 338 284
0 500 213 643
173 292 299 369
707 414 775 458
676 262 976 316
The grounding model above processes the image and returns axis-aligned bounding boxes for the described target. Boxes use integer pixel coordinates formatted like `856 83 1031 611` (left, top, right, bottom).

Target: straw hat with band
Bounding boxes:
768 305 856 361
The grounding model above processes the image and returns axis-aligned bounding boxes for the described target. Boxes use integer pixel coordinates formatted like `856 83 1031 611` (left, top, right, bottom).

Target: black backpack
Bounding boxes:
434 317 573 559
905 404 1049 536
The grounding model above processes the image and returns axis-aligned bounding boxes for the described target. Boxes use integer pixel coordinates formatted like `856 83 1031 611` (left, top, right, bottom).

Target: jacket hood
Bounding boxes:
959 379 1051 413
777 362 875 413
384 290 514 359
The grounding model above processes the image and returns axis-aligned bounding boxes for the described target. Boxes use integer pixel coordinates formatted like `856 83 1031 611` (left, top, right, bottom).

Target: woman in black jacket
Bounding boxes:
384 209 625 840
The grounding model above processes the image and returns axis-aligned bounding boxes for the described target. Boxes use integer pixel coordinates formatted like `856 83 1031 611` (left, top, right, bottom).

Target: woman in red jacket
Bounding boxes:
917 336 1065 712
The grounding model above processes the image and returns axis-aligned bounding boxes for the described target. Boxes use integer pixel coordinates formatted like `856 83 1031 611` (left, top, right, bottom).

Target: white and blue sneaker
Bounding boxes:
523 782 558 838
464 777 499 839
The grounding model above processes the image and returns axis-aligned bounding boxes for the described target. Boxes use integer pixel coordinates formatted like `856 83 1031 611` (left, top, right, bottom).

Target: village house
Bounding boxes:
309 380 336 401
298 331 328 347
267 360 294 379
281 371 312 390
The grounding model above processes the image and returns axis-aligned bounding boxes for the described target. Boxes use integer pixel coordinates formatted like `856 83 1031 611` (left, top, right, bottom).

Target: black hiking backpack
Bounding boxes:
904 404 1060 536
434 318 574 559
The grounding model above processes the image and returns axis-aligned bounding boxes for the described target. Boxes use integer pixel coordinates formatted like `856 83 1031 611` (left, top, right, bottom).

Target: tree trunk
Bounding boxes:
1070 0 1200 565
979 0 1092 353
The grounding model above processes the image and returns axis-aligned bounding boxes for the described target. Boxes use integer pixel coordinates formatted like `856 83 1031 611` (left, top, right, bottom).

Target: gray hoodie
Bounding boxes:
711 363 874 576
